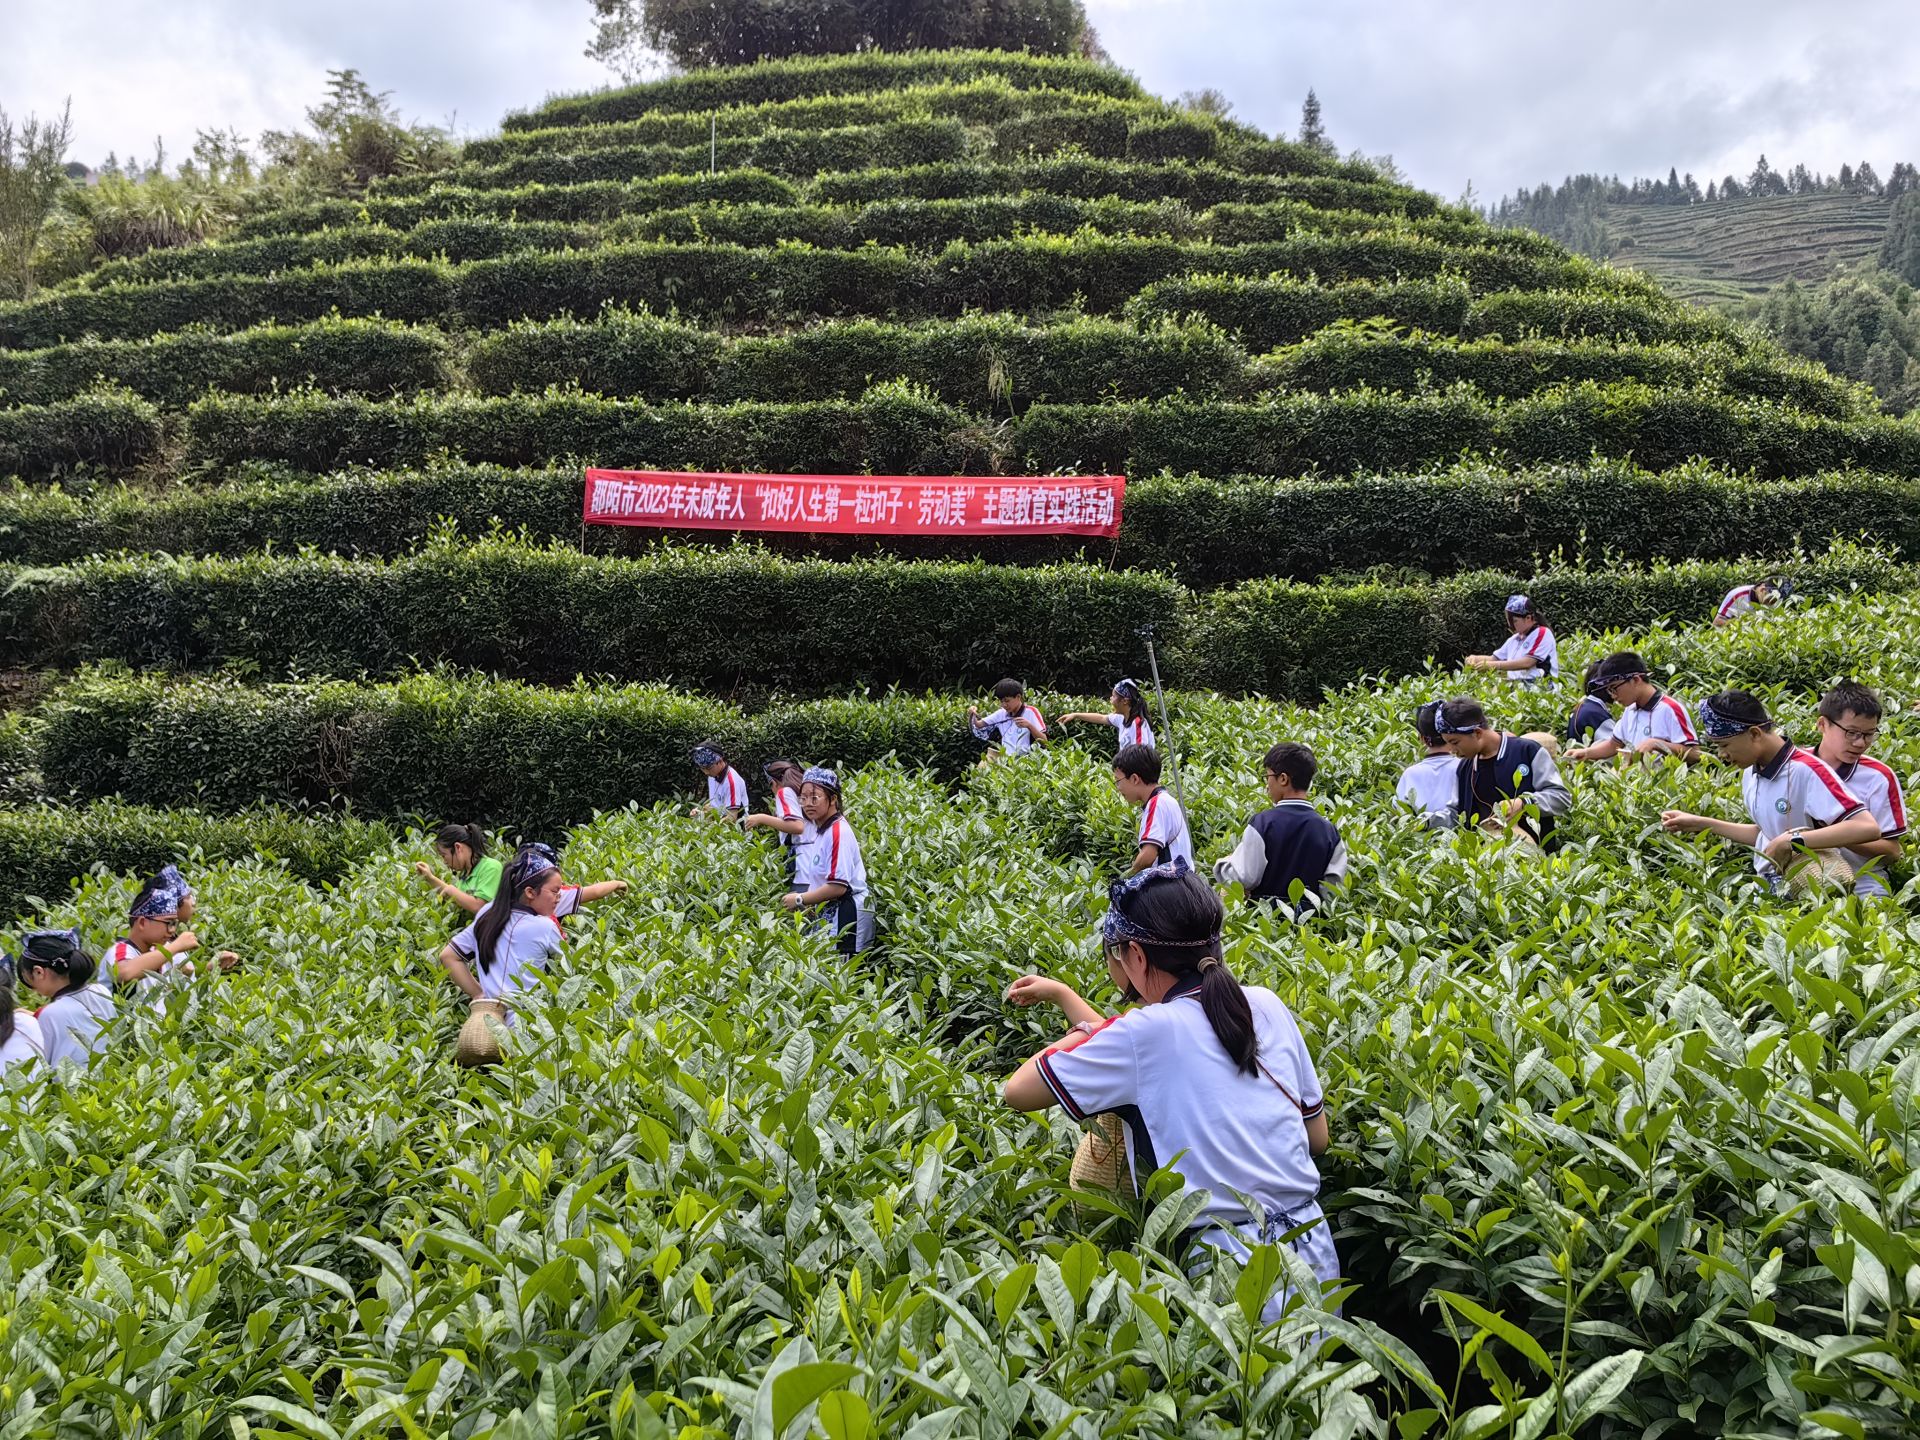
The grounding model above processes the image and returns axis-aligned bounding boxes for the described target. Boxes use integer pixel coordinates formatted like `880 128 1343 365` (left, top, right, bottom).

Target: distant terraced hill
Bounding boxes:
1604 191 1894 304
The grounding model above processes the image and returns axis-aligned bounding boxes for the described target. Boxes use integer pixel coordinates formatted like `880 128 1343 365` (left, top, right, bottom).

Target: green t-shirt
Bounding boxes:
458 855 503 904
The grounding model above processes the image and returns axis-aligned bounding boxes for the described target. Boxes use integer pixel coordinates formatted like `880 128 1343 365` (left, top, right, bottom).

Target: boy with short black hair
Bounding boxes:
1812 681 1905 896
1435 697 1572 846
969 677 1048 759
1112 742 1191 872
1566 651 1699 764
1214 741 1347 910
1396 700 1458 829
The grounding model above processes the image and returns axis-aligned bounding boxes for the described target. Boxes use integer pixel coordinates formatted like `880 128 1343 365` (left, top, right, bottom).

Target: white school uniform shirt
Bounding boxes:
1717 585 1758 622
1138 787 1193 867
35 984 117 1071
0 1010 45 1076
972 704 1048 756
794 814 869 908
1834 757 1907 897
1612 690 1698 750
1035 983 1334 1275
450 887 581 1003
1741 743 1864 884
1105 713 1155 751
106 936 189 1009
773 785 802 846
1395 754 1459 826
1491 623 1556 684
707 767 746 811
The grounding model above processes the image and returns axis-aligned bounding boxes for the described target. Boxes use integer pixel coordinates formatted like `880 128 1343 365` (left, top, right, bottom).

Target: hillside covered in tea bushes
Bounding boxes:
2 45 1919 1440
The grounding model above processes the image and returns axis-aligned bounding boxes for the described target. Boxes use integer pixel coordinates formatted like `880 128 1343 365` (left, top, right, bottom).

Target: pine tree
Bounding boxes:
1298 89 1333 155
1856 161 1882 193
1883 192 1920 285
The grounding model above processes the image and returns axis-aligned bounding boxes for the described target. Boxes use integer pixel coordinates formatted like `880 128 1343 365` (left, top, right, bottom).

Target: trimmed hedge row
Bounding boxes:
172 378 1920 480
1135 276 1710 354
1130 274 1474 351
4 234 1566 348
1015 384 1920 480
505 50 1146 129
1260 330 1866 418
32 672 991 835
1193 548 1904 698
471 78 1151 162
0 317 452 408
809 157 1437 217
181 387 992 472
232 171 800 238
11 552 1904 737
0 799 400 923
78 218 594 289
0 390 163 480
2 460 1910 588
0 259 454 350
379 117 976 195
0 541 1182 695
467 310 1249 405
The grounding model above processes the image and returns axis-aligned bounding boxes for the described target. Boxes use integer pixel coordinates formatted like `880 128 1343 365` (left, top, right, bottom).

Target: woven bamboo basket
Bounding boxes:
1069 1112 1131 1206
1783 848 1856 898
455 997 508 1067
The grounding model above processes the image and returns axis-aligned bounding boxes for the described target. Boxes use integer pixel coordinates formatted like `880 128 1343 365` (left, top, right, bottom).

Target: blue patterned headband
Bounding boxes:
131 865 191 920
1432 707 1486 736
802 766 841 793
8 927 85 975
1697 697 1767 740
509 844 558 887
1114 678 1144 705
691 746 723 768
1101 858 1220 951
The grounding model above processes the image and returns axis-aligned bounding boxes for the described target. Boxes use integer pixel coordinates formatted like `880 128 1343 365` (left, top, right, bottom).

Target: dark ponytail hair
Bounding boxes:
471 848 553 972
0 958 14 1051
435 822 487 861
1116 871 1258 1074
17 930 97 1000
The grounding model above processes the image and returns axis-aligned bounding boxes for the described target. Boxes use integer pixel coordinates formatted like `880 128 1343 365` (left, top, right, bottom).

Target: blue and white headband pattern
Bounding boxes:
1114 678 1144 706
8 927 84 975
132 865 191 919
1432 707 1486 736
1697 697 1765 740
1101 858 1219 950
1505 593 1533 615
691 746 723 768
510 843 558 885
802 766 841 793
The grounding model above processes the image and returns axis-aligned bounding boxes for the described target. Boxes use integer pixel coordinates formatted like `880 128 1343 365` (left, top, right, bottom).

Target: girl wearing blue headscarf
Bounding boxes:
1058 678 1157 752
782 767 873 954
438 845 628 1007
15 929 116 1071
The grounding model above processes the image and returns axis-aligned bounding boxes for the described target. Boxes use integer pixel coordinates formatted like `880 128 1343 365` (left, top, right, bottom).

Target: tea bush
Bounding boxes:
4 593 1919 1435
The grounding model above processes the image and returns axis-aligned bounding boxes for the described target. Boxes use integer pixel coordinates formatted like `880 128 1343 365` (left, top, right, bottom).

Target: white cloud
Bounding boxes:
1 0 1912 201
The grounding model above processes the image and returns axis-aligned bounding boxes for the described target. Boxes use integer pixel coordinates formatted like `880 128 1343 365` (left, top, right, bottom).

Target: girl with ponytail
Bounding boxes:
15 929 115 1071
415 822 502 917
437 844 628 1007
1001 859 1340 1320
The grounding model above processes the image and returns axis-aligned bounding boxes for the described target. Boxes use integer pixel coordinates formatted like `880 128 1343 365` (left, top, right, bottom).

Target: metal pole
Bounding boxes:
710 114 716 174
1140 624 1188 817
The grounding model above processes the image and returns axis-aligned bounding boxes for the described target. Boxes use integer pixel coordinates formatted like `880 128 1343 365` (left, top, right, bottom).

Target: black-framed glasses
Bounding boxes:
1830 719 1880 744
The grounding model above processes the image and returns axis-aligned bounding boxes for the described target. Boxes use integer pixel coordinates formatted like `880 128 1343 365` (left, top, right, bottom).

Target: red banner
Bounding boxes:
582 470 1125 539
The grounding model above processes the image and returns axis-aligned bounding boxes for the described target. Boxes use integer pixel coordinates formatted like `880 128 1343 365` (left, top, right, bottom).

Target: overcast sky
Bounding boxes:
3 0 1913 203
